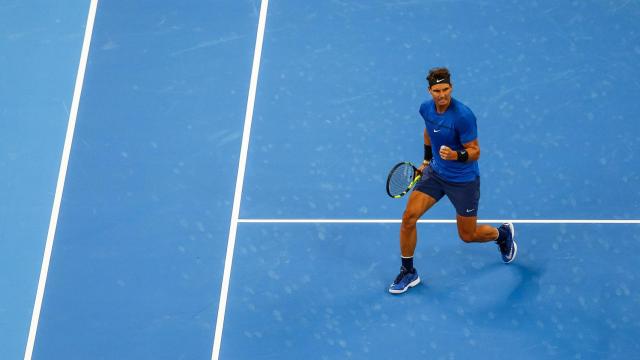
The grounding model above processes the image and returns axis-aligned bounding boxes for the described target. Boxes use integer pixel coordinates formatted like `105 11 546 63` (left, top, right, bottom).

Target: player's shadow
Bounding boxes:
504 262 544 304
425 253 545 312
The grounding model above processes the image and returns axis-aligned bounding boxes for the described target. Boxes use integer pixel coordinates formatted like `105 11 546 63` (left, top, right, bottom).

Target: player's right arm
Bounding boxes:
418 128 432 173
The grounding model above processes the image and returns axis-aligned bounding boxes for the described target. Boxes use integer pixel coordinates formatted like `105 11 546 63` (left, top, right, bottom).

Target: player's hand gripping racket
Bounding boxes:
385 162 422 198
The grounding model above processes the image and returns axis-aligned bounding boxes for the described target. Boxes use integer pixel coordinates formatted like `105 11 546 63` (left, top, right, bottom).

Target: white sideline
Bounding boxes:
211 1 269 359
24 1 99 359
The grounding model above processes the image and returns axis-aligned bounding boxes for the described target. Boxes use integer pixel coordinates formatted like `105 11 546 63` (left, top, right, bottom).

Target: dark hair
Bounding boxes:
426 67 451 88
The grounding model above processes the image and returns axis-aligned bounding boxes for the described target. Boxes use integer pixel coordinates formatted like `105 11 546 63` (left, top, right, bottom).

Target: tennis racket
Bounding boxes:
386 162 421 198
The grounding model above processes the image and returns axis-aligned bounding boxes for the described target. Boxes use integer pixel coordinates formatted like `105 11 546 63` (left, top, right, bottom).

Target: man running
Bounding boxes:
389 67 517 294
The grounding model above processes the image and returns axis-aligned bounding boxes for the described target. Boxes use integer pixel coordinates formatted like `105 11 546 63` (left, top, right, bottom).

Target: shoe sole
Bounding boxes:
504 222 518 264
389 276 421 294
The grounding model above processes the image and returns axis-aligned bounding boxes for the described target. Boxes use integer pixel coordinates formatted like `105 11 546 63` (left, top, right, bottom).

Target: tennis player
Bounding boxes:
389 67 517 294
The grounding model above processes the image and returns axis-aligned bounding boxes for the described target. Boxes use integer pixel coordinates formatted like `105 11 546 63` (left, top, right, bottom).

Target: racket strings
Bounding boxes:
388 164 417 196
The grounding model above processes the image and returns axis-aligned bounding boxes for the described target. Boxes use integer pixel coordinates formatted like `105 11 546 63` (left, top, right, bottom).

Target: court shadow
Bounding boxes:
423 254 546 313
504 262 544 305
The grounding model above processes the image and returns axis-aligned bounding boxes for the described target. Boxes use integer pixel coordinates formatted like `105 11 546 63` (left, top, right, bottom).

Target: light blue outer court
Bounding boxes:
1 1 639 359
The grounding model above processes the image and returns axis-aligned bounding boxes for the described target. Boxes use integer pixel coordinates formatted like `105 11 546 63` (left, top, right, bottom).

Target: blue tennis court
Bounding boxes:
2 1 639 359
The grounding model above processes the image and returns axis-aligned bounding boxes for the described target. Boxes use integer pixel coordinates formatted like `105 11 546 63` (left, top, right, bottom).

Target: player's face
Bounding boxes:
429 83 452 108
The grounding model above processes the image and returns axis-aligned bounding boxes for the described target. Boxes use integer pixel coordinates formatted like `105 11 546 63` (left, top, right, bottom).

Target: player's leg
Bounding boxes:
389 190 437 294
455 216 517 263
446 176 489 242
455 215 498 243
389 169 443 294
400 190 438 256
447 176 517 263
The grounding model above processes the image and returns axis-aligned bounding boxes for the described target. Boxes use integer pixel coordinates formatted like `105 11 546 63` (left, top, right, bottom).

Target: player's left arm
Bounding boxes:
462 139 480 161
439 139 479 161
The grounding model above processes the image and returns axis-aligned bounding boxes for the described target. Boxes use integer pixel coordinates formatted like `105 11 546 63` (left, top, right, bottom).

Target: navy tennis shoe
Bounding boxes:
389 266 420 294
497 222 517 263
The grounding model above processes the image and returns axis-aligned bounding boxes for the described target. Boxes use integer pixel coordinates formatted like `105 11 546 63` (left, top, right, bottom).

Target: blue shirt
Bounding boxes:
419 97 480 182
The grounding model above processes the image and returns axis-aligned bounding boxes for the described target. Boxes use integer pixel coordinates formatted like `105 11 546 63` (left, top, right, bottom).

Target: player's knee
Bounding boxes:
401 210 419 228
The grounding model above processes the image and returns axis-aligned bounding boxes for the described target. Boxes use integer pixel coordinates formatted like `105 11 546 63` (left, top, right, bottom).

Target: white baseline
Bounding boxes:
238 218 640 224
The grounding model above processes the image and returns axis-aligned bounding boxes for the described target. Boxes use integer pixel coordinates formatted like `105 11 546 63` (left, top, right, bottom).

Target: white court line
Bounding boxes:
238 218 640 224
211 0 269 359
23 1 99 359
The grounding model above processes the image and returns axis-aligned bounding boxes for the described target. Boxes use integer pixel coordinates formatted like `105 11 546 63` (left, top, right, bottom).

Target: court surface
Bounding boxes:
2 1 639 359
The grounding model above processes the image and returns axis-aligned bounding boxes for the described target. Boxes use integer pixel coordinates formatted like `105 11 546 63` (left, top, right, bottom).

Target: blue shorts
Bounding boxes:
413 166 480 217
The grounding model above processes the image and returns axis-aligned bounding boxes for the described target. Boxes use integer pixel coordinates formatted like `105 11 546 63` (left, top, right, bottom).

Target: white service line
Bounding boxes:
237 218 640 224
211 0 269 359
23 1 99 359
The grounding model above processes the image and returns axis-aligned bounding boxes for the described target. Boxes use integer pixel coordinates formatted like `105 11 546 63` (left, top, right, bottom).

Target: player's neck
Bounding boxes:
435 103 450 114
